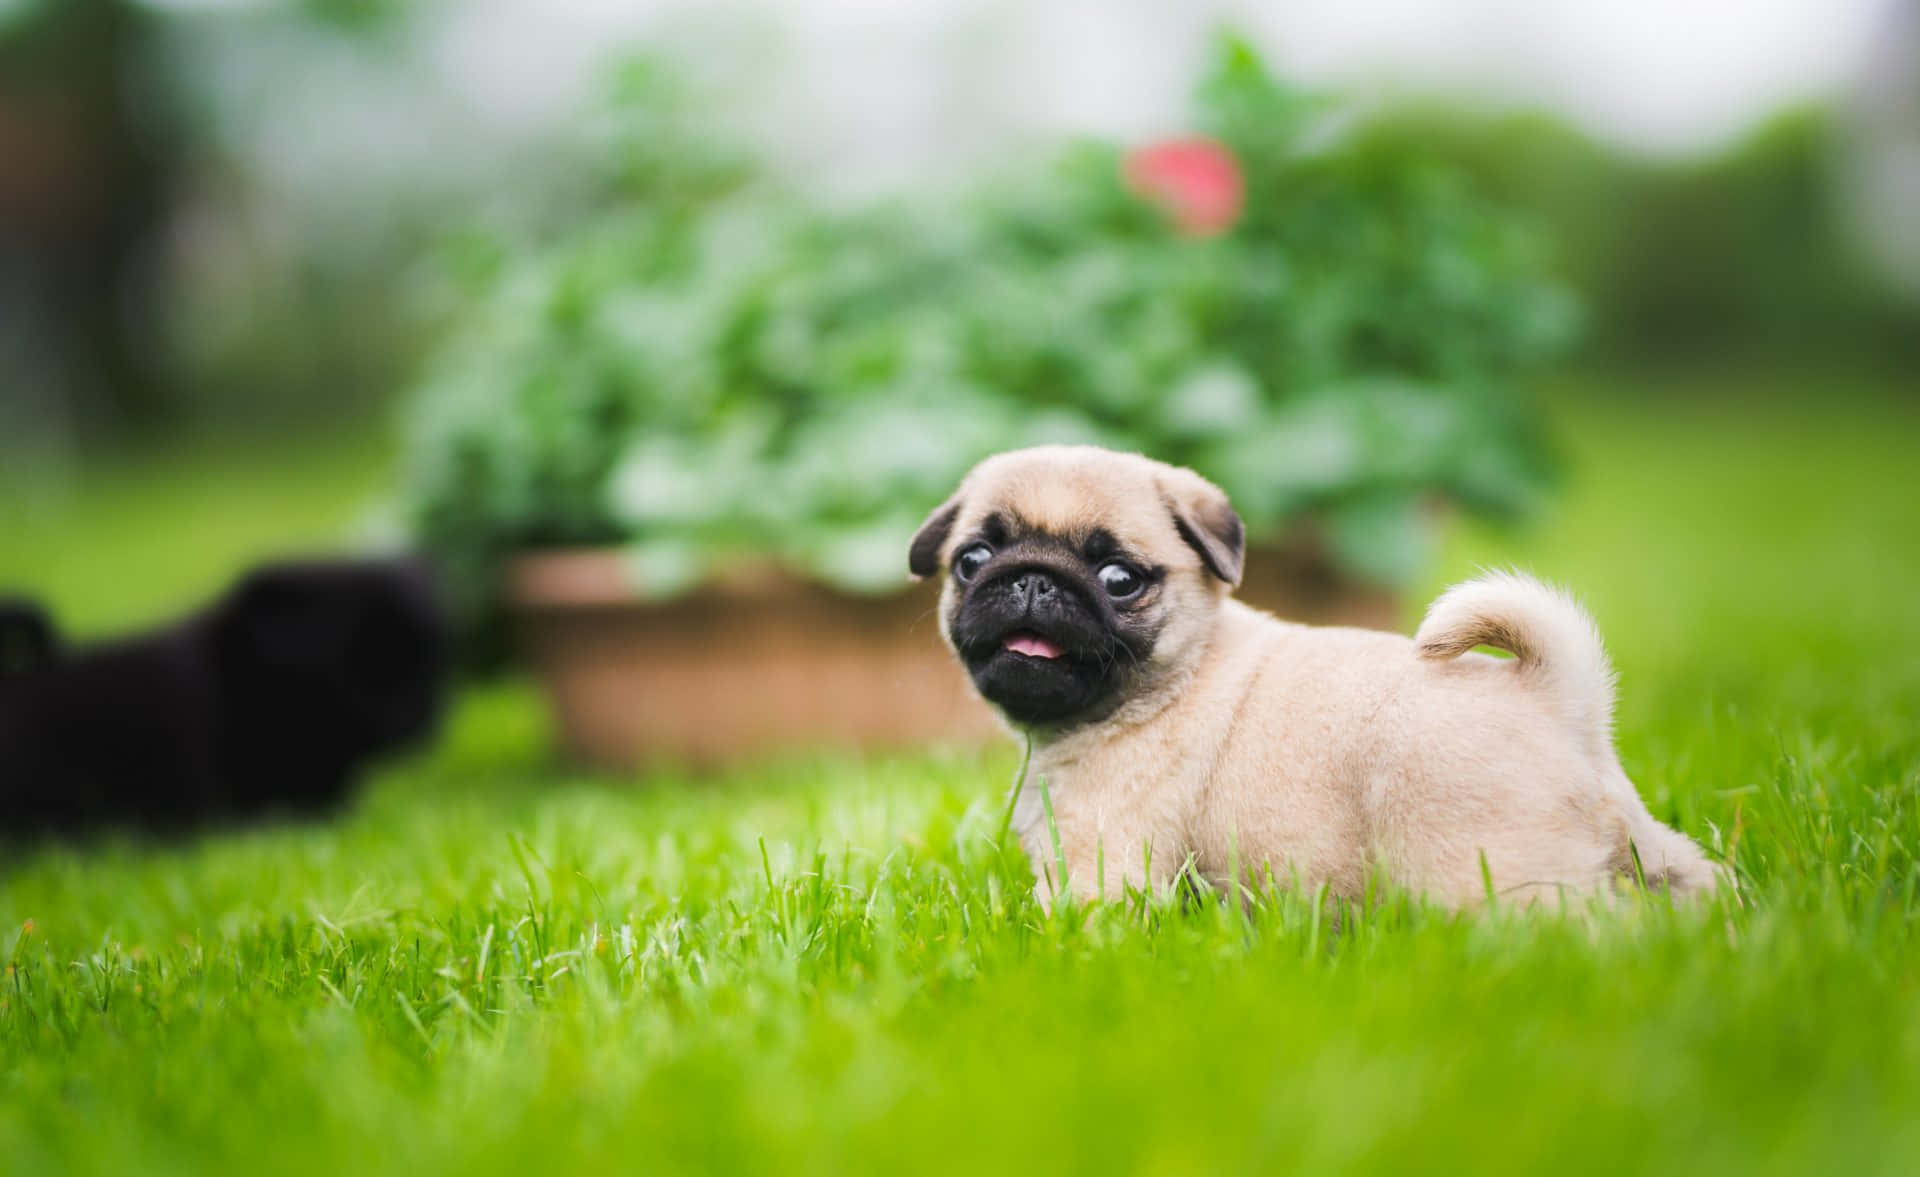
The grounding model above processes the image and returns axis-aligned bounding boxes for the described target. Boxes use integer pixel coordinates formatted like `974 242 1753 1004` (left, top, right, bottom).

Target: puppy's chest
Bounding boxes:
1020 728 1218 835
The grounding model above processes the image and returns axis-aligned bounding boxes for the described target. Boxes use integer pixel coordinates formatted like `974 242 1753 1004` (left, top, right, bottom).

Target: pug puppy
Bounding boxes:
910 446 1723 908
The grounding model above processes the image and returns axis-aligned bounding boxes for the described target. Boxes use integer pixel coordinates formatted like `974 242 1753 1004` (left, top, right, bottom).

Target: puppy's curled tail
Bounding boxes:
1414 570 1617 757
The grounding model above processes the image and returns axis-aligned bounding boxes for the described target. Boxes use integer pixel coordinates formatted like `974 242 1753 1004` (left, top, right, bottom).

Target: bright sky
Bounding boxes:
407 0 1897 155
78 0 1903 206
1243 0 1892 151
100 0 1896 156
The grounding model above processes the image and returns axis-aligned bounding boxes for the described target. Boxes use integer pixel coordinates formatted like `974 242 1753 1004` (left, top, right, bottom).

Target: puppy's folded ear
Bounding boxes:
1162 471 1245 587
908 497 962 579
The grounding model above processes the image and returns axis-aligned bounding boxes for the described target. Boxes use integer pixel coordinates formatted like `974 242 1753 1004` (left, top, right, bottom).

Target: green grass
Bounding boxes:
5 376 1920 1175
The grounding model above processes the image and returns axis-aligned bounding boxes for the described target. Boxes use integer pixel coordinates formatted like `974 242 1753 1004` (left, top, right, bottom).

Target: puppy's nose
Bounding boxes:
1010 571 1059 609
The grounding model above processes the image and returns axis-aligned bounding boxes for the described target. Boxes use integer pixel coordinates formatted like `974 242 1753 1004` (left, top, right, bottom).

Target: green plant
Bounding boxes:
400 38 1574 622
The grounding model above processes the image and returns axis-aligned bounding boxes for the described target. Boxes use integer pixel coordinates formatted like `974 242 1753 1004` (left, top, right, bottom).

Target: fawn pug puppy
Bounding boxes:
910 445 1722 908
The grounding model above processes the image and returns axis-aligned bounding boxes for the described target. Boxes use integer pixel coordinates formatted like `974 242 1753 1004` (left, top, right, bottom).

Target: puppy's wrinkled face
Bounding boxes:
910 446 1244 729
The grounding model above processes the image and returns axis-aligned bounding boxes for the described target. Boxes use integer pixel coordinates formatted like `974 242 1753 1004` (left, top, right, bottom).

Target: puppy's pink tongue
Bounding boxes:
1004 633 1065 659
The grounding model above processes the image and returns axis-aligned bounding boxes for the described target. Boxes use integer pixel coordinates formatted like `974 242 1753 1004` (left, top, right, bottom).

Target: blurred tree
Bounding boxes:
1845 0 1920 301
0 0 174 435
0 0 418 445
1349 107 1920 373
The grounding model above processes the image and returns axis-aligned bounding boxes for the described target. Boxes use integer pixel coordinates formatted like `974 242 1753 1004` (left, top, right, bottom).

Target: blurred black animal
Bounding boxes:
0 559 450 840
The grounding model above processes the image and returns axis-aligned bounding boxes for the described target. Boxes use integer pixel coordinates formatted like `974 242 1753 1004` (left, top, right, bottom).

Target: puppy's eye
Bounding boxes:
1097 562 1144 599
953 544 993 583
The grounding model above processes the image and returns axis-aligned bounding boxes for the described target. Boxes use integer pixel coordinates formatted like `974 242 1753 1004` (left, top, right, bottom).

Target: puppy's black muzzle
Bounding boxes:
958 563 1100 657
1004 570 1060 612
950 561 1126 726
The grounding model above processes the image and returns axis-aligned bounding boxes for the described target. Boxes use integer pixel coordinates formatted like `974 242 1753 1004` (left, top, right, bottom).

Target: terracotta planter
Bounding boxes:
508 542 1398 769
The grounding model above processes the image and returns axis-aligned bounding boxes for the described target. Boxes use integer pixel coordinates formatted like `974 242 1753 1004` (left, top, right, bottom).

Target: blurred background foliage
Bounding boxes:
3 0 1918 634
400 37 1573 624
1353 106 1920 371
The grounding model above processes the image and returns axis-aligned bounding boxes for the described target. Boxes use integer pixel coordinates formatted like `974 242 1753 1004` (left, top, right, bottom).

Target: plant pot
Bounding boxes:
507 541 1399 769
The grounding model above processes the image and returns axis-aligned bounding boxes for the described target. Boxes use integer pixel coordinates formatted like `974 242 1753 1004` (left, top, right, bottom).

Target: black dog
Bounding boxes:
0 559 450 840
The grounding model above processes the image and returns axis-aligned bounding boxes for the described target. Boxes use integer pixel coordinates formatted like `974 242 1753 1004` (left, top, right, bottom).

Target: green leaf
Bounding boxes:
620 539 710 602
1158 363 1263 442
1321 494 1434 588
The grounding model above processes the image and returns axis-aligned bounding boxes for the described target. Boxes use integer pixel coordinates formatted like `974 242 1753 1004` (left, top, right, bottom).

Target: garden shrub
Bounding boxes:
400 37 1574 626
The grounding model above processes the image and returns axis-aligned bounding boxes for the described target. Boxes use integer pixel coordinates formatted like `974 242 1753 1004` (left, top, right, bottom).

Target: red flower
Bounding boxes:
1124 138 1244 237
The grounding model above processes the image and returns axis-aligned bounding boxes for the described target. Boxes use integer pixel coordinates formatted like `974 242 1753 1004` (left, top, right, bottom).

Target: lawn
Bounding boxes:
4 373 1919 1176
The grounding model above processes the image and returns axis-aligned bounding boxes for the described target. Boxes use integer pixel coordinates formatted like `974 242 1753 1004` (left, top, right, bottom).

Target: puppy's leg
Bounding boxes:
1382 760 1724 908
1020 813 1177 908
1614 770 1730 896
1380 794 1631 908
